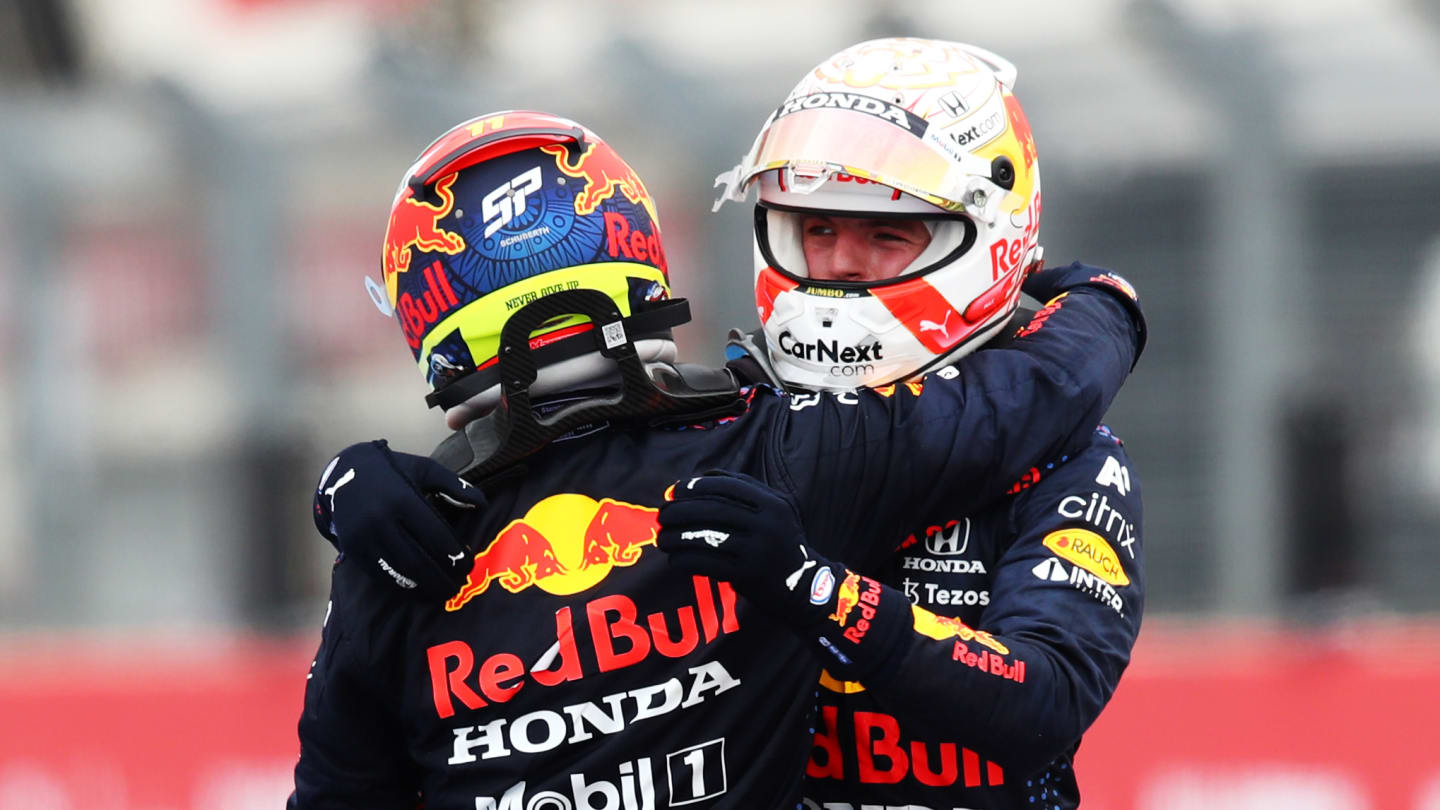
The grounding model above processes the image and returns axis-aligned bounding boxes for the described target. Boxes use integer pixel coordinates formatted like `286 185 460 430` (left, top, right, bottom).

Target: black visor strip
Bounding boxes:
424 299 692 410
410 126 586 195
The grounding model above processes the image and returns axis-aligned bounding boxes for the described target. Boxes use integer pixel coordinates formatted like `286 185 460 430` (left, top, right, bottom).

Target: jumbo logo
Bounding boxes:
1042 528 1130 587
445 494 659 611
381 174 467 308
540 142 660 224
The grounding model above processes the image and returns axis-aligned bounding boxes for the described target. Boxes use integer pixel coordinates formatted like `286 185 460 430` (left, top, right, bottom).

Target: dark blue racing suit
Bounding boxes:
289 271 1143 809
801 422 1142 810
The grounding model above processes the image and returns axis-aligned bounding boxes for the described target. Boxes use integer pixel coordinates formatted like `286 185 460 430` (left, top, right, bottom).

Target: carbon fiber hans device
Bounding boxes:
431 289 744 488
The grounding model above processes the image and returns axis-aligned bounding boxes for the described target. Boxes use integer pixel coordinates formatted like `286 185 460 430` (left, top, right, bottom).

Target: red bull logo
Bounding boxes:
382 173 467 308
953 639 1026 684
429 575 740 720
603 212 668 274
911 605 1010 655
1090 272 1138 301
988 191 1041 282
810 706 1007 788
829 571 863 626
1003 93 1037 173
1015 291 1065 340
831 574 885 644
446 494 659 611
540 142 660 224
870 381 926 399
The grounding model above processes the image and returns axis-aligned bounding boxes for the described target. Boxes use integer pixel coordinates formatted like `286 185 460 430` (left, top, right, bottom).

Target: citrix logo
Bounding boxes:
776 332 884 365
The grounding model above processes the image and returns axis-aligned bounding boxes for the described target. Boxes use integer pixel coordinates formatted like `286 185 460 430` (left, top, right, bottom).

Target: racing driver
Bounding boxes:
292 62 1144 810
659 38 1147 810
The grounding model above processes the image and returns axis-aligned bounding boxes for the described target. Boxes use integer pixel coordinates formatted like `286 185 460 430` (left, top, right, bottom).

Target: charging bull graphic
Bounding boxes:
540 142 660 224
446 494 660 610
381 174 467 308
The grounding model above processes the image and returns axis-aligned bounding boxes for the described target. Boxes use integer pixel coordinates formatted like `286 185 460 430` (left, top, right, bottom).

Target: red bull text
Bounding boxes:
810 707 1006 788
428 575 740 720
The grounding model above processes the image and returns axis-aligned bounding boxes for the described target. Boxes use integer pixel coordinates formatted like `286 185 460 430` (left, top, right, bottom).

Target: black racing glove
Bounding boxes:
657 470 912 683
313 440 486 598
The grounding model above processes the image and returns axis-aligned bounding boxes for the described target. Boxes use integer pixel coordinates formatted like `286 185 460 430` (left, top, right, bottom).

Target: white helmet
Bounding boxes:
715 38 1044 391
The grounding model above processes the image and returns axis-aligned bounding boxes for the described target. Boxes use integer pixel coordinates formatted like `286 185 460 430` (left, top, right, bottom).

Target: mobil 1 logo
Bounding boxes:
667 737 727 806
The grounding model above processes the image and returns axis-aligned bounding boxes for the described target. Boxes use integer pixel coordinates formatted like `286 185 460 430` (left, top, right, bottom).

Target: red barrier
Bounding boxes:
2 621 1438 809
0 636 307 810
1079 620 1440 810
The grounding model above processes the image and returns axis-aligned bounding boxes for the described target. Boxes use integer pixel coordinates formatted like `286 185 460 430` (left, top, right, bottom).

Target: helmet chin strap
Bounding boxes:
423 299 693 411
429 289 745 489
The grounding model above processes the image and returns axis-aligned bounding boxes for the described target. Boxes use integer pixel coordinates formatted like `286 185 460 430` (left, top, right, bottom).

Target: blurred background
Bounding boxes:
2 0 1438 807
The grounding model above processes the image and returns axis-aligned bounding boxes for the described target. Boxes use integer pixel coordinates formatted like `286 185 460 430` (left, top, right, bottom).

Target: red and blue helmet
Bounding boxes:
374 111 679 425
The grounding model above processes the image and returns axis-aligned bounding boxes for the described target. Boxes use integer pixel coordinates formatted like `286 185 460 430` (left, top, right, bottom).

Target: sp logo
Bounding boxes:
482 166 543 238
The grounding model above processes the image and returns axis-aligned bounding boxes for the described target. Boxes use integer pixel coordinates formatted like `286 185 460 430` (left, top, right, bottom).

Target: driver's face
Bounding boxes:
801 215 932 283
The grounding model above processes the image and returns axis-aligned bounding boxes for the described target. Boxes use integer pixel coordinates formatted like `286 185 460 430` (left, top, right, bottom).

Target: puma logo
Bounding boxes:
785 546 817 591
447 551 467 566
919 311 955 340
325 468 356 512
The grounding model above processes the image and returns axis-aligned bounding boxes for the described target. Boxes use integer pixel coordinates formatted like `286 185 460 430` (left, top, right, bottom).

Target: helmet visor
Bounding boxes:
743 106 989 212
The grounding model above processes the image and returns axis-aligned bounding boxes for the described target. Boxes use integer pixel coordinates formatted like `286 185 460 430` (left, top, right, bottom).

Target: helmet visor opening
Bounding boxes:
754 203 976 289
